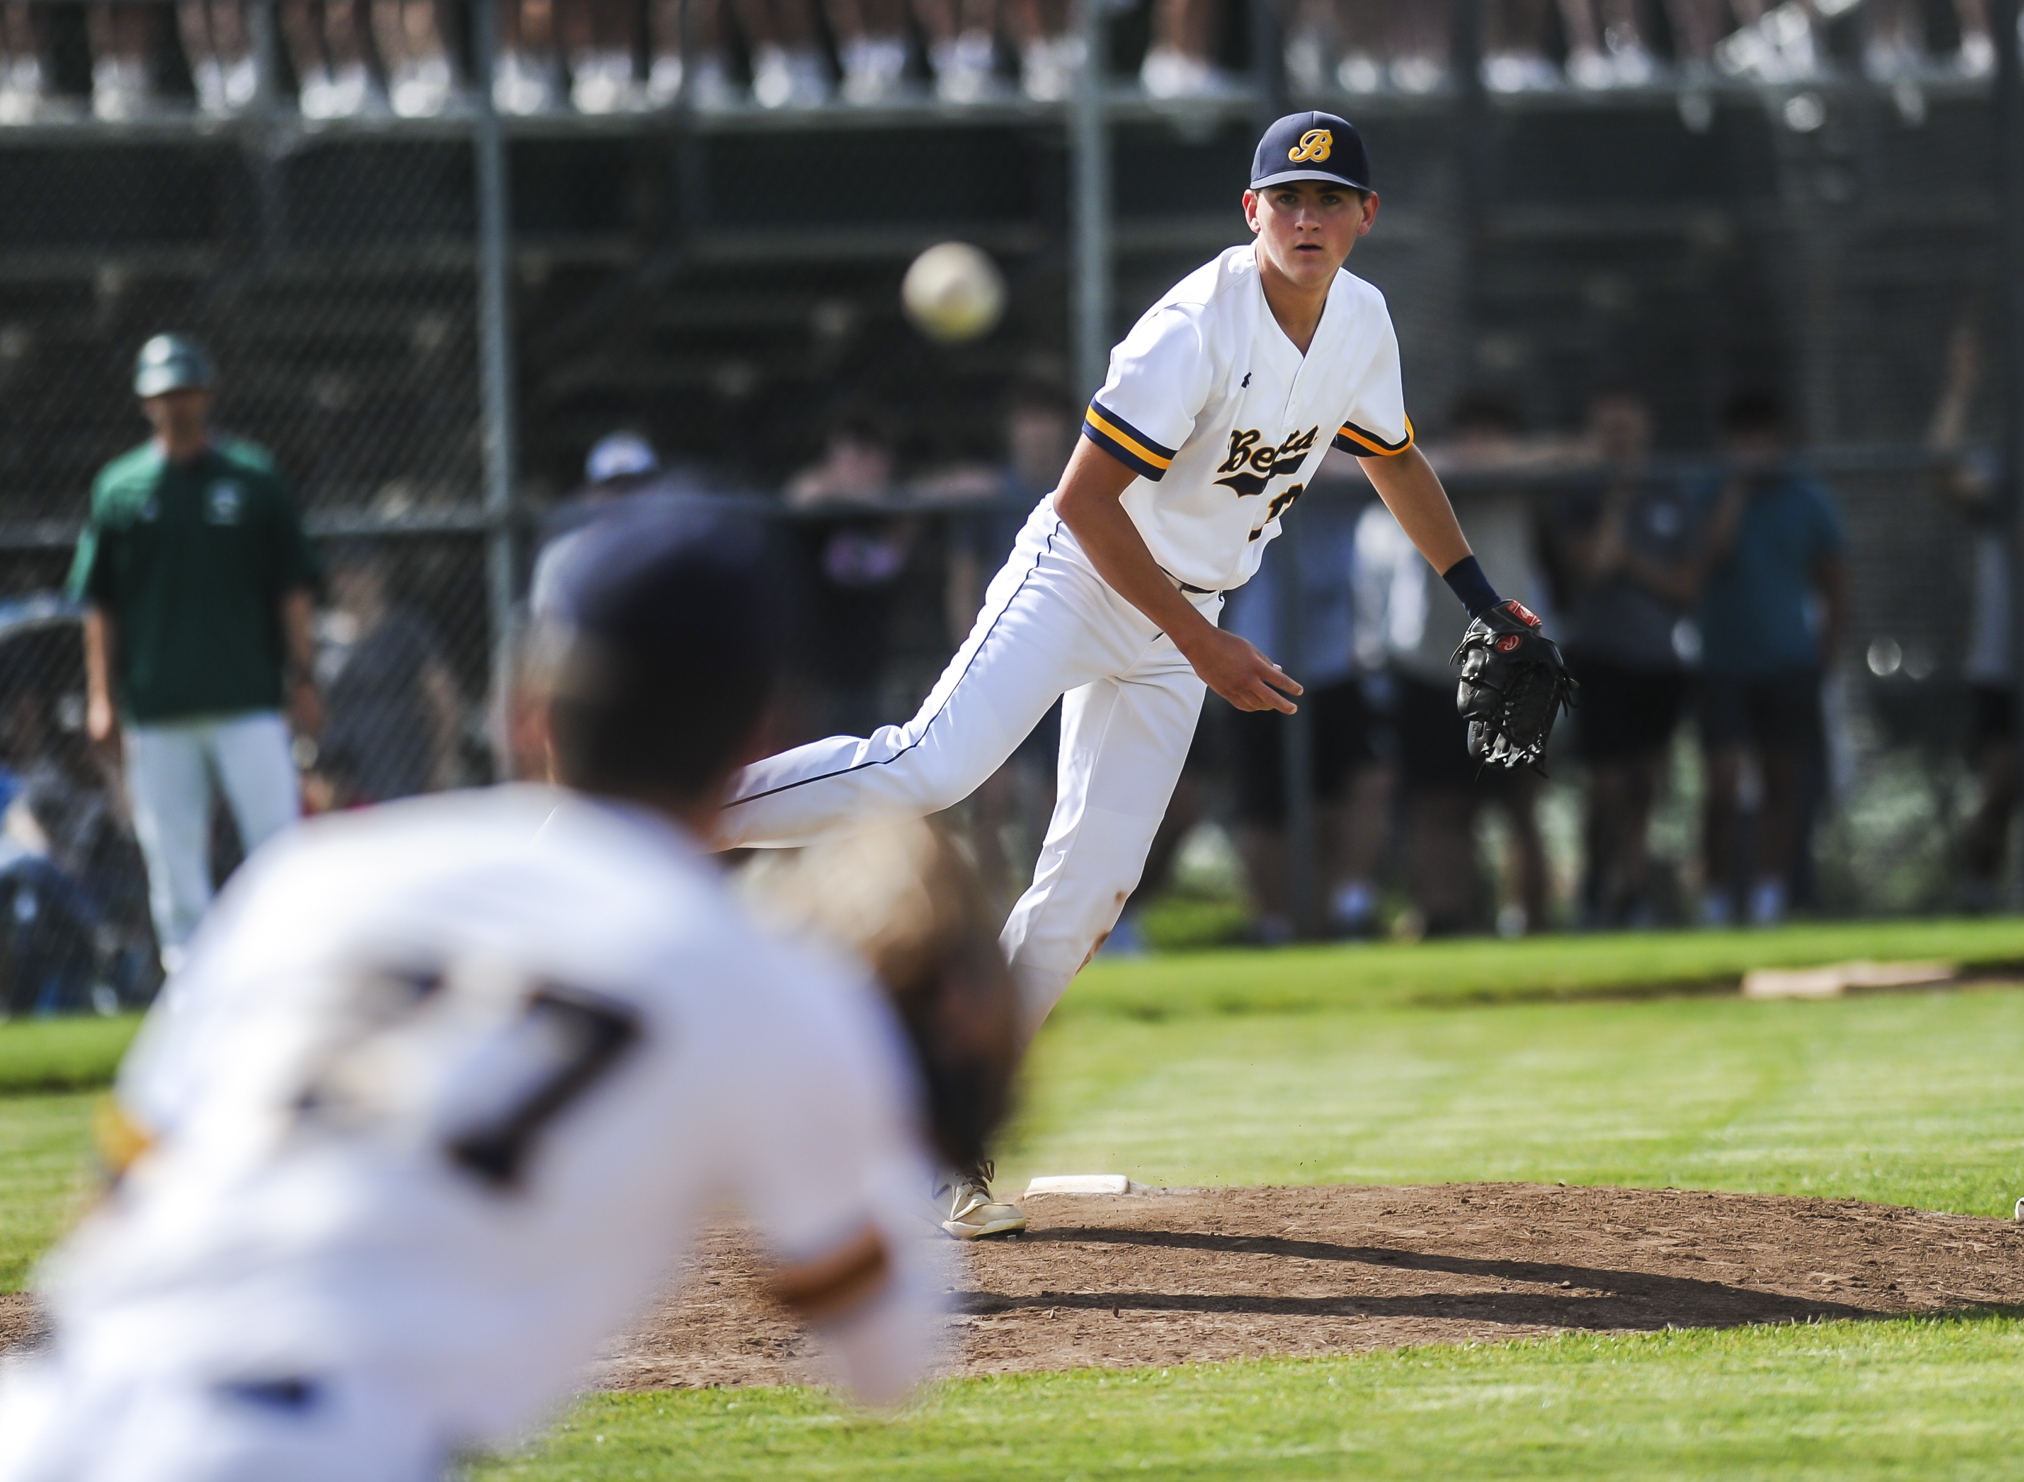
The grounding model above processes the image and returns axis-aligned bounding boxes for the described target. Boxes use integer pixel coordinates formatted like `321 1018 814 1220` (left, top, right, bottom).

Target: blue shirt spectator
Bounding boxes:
1695 466 1844 677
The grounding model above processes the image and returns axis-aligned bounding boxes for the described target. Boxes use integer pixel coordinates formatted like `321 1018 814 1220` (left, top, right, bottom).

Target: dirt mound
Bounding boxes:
597 1183 2024 1389
0 1294 44 1355
7 1185 2018 1389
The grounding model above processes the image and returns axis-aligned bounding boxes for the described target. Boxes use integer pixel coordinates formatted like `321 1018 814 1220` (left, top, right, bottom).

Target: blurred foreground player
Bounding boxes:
0 506 995 1481
719 111 1570 1236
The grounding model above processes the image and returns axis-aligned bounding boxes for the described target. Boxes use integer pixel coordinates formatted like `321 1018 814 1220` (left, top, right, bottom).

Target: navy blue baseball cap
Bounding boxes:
534 499 785 795
1249 111 1372 193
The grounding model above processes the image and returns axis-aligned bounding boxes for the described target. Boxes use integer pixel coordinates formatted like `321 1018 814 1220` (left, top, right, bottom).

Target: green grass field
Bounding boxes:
473 1317 2024 1481
5 924 2024 1476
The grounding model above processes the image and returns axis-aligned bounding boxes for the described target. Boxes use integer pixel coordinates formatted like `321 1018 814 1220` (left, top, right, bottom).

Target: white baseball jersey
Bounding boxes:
22 785 936 1458
1081 243 1413 594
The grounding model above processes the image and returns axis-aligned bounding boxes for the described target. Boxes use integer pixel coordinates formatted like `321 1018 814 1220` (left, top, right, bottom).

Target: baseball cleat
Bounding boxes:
936 1162 1026 1240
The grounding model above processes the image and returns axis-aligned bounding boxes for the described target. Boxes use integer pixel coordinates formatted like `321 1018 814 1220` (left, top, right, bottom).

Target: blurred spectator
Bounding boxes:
0 623 155 1000
0 775 105 1018
372 0 458 115
540 431 722 554
1558 0 1655 87
928 383 1075 908
1007 0 1076 100
1142 0 1234 98
282 0 390 118
824 0 908 102
177 0 258 114
0 684 104 1015
915 0 1000 103
1929 327 2012 910
1862 0 1927 79
578 429 674 496
0 4 54 123
1544 392 1699 927
495 0 564 112
1222 456 1390 941
1390 0 1449 91
1694 388 1846 928
311 544 463 808
726 0 830 107
1363 391 1555 936
786 405 917 737
1662 0 1727 71
646 0 682 102
1955 0 1995 74
88 3 166 120
68 335 323 975
562 0 645 111
1482 0 1557 91
1279 0 1384 94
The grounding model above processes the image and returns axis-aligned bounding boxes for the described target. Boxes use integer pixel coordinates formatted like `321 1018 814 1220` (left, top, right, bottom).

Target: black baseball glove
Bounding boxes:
1451 600 1577 771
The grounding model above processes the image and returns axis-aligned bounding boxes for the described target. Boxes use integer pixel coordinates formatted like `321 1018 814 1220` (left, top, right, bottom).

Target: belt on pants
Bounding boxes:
1159 567 1221 597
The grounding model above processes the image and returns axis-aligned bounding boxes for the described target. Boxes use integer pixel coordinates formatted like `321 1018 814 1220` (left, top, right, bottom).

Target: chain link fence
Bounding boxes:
0 0 2016 1014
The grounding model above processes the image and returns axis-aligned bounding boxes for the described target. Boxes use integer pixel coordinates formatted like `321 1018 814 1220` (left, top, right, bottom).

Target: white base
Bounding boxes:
1025 1174 1132 1197
1742 960 1954 1000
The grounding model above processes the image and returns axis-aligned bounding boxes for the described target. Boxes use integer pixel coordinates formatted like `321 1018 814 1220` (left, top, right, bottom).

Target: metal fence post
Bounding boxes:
472 0 521 775
1070 0 1111 401
1993 0 2024 901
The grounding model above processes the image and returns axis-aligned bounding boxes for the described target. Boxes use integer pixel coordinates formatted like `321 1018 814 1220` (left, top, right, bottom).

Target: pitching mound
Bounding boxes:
596 1183 2024 1389
5 1184 2018 1389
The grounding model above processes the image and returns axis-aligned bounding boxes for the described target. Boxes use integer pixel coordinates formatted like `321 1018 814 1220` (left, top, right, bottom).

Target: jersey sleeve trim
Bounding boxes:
1083 401 1177 482
1333 414 1415 458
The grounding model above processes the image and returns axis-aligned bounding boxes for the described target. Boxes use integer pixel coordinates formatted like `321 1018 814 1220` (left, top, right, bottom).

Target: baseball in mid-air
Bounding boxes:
901 241 1006 344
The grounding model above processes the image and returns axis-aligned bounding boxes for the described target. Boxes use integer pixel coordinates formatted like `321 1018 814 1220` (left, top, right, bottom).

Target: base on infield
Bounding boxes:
581 1183 2024 1390
1025 1174 1134 1197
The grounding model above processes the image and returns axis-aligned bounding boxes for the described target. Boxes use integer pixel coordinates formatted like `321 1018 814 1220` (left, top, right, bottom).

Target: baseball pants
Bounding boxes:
0 1357 443 1482
124 711 300 975
722 500 1214 1031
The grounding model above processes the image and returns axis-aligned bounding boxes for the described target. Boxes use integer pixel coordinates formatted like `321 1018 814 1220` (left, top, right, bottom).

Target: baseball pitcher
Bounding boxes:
718 111 1572 1237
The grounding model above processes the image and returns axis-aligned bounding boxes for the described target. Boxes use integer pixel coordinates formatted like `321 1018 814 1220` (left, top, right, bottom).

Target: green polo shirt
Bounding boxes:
67 437 322 724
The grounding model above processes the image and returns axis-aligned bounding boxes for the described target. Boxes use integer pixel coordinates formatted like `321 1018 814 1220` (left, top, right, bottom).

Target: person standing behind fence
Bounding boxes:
1693 389 1846 929
70 334 323 976
1545 391 1700 928
1926 326 2013 911
312 544 462 809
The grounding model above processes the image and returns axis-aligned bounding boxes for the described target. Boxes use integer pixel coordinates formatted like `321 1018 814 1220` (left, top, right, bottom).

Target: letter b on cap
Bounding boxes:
1288 129 1333 163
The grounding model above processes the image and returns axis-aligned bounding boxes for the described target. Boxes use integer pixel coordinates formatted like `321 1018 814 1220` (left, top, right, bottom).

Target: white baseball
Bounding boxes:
901 241 1006 344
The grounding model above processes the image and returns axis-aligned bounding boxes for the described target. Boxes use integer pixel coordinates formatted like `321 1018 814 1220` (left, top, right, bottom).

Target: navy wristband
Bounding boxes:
1441 556 1500 619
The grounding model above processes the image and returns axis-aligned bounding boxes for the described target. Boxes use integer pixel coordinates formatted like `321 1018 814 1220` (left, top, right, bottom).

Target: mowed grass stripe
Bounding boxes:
472 1315 2024 1481
0 1015 142 1097
997 989 2024 1217
0 1092 102 1291
1069 917 2024 1019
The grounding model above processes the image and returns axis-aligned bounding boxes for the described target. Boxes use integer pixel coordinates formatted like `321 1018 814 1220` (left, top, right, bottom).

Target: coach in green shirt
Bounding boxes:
69 334 323 974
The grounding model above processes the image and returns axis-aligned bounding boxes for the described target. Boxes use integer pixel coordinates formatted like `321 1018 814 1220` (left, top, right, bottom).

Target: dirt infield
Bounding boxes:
595 1183 2024 1389
6 1184 2021 1389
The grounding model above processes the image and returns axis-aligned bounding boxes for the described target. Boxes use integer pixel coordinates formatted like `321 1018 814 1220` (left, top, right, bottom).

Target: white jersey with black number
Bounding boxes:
1080 244 1412 594
36 785 934 1450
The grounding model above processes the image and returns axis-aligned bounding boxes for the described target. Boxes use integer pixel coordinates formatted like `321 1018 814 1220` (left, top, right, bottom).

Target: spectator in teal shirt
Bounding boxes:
1694 390 1847 929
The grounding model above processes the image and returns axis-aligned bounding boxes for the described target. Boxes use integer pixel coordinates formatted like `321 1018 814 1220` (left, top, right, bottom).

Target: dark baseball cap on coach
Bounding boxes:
1249 111 1372 193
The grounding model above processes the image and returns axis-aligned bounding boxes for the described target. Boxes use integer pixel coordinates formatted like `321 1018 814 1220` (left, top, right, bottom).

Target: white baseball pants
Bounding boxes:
722 500 1214 1031
124 711 301 974
0 1357 443 1482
